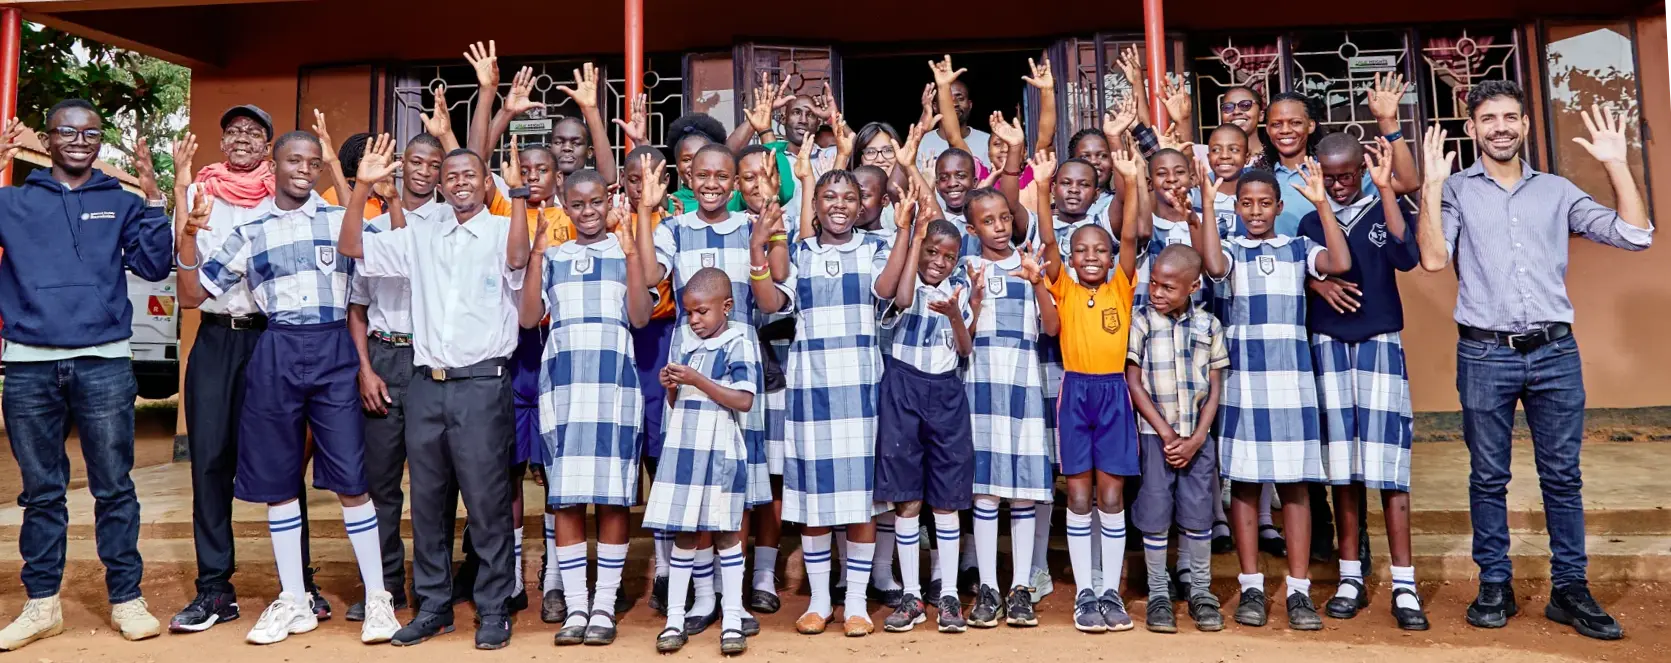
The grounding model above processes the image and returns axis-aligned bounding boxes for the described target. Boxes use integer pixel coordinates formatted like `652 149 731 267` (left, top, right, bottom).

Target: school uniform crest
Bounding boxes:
701 251 716 268
940 328 954 349
687 353 705 373
1368 222 1389 247
1257 254 1276 275
1167 236 1184 245
315 246 336 271
1102 307 1122 334
987 272 1005 296
825 259 842 277
572 255 593 275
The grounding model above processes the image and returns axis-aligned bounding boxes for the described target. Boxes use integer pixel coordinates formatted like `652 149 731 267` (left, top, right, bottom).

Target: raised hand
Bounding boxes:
357 133 399 185
0 117 26 172
1367 72 1409 123
639 154 668 210
179 183 214 236
1029 149 1058 184
927 287 963 318
613 91 651 145
1161 75 1193 124
897 114 938 170
1573 103 1630 165
311 109 337 163
133 135 161 202
1365 136 1395 191
1103 96 1137 138
830 106 855 155
966 259 988 303
751 200 784 248
1008 245 1046 284
990 111 1026 148
1023 57 1054 91
1157 125 1193 153
532 203 554 251
918 83 937 120
929 55 965 87
812 81 836 121
1110 146 1140 181
1117 46 1145 87
503 136 524 189
171 132 199 193
504 67 541 116
465 40 499 91
557 62 600 110
1290 156 1328 204
1421 125 1455 187
421 85 453 139
897 179 921 232
744 72 785 134
793 133 816 182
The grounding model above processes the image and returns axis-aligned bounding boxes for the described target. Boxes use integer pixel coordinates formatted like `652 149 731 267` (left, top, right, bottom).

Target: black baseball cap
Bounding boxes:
220 104 274 140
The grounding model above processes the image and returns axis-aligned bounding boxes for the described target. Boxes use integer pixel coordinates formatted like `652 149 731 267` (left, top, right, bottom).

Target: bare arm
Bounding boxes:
871 224 916 304
1366 73 1420 195
1034 276 1060 336
312 110 354 207
1025 57 1057 155
1116 164 1141 280
929 55 970 152
558 63 617 183
518 242 546 329
464 41 501 157
1416 126 1454 272
991 112 1030 236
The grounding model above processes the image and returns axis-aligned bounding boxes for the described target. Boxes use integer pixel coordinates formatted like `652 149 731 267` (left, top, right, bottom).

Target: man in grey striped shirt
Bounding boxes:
1416 80 1652 642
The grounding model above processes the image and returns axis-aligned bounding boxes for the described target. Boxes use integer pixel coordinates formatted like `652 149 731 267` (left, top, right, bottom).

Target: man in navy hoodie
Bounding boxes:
0 100 174 651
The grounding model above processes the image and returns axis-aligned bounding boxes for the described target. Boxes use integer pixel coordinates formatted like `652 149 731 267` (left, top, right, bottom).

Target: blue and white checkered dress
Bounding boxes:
1133 214 1235 312
777 233 892 527
200 194 354 324
643 322 760 532
539 236 643 507
964 252 1053 502
653 211 771 506
1311 331 1413 491
1215 235 1327 484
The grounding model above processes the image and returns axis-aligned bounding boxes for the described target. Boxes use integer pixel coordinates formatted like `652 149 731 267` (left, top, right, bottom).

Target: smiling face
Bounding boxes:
1265 99 1315 161
682 287 732 340
861 132 895 171
1147 259 1200 315
935 152 976 211
1223 87 1264 135
402 142 444 199
46 106 101 175
1467 96 1529 164
854 169 887 229
690 149 735 215
220 115 270 172
968 194 1013 253
549 118 590 174
273 139 323 203
1069 224 1113 286
674 134 711 188
816 177 861 238
564 178 610 239
1053 161 1098 217
1207 129 1248 181
1072 133 1113 190
441 153 488 215
737 151 775 213
1236 180 1283 238
784 96 819 146
920 232 961 285
1150 151 1193 212
521 148 560 205
1319 150 1365 205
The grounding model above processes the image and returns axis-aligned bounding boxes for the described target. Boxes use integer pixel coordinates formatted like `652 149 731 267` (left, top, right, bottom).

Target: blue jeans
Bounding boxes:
4 357 144 602
1456 334 1587 588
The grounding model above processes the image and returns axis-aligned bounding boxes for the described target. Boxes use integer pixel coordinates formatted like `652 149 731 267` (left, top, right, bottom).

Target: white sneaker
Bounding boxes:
111 597 162 641
360 590 399 644
246 592 318 645
0 595 64 651
1030 567 1054 605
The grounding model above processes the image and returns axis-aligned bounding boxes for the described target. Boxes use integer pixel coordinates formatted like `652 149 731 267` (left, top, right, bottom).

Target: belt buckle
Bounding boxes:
430 367 447 381
1505 330 1542 352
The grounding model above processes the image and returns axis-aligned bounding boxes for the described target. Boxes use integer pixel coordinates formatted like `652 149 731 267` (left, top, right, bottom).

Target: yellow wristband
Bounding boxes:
750 270 771 281
769 233 788 242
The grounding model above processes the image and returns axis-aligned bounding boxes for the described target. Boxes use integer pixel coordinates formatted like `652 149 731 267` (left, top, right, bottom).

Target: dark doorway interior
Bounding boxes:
841 49 1040 158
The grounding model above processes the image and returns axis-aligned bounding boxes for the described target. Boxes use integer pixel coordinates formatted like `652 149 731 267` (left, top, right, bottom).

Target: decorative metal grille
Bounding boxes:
733 44 839 135
1287 30 1418 145
1419 28 1522 170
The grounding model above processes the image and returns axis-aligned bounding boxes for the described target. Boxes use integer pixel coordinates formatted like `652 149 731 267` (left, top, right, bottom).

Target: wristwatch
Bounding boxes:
507 186 532 199
147 198 167 208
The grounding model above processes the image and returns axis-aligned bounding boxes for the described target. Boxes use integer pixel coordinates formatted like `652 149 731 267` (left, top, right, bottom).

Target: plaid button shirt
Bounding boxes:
1126 303 1229 436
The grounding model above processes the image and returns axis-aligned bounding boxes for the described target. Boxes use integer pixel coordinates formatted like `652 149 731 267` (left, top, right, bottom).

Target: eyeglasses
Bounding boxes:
50 126 104 143
861 146 895 159
1322 169 1364 187
1219 99 1257 115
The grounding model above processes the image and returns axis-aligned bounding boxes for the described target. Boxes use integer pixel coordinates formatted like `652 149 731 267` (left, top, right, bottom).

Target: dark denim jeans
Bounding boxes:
1457 334 1588 588
4 357 144 602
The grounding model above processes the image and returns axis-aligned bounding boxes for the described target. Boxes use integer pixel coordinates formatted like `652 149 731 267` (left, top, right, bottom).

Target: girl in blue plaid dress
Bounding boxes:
751 169 915 637
1193 163 1352 631
520 170 653 645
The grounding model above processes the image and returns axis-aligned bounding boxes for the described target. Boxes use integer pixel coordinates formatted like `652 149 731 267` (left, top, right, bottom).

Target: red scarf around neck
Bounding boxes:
196 161 276 208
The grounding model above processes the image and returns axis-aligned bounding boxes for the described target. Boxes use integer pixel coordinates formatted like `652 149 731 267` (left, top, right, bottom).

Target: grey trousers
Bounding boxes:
405 364 516 618
363 338 414 599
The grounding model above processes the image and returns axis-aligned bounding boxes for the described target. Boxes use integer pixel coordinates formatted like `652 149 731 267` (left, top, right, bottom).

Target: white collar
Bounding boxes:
916 272 957 296
681 321 746 353
1152 213 1184 232
1230 234 1295 248
254 191 331 221
1329 193 1380 233
405 199 447 221
985 251 1022 271
678 210 748 235
804 233 864 254
1053 212 1101 230
440 209 500 238
554 234 622 257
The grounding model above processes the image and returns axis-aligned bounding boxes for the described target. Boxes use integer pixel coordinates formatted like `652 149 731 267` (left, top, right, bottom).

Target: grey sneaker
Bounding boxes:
935 594 966 633
1098 590 1133 631
1029 567 1053 605
1072 589 1106 633
967 585 1001 628
884 595 926 633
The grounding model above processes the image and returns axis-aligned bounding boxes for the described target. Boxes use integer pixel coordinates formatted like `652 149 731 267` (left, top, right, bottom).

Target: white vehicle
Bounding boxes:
127 269 179 399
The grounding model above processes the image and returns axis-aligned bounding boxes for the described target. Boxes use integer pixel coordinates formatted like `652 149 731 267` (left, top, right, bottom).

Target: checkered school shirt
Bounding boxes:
882 271 973 375
654 211 759 325
1127 302 1229 436
200 192 355 325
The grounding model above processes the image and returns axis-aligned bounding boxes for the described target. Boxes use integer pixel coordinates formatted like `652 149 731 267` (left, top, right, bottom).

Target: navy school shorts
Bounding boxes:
511 325 548 467
1131 433 1219 534
233 320 368 503
1056 371 1139 478
874 358 974 511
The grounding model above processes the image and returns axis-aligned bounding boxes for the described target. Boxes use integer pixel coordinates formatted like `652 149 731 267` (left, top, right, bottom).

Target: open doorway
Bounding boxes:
841 49 1040 159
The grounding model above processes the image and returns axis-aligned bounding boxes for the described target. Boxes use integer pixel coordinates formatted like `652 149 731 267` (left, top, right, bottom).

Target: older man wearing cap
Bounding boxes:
170 105 331 633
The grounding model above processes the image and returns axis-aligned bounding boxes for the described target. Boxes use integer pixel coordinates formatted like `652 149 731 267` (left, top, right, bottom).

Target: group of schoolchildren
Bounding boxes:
162 42 1436 655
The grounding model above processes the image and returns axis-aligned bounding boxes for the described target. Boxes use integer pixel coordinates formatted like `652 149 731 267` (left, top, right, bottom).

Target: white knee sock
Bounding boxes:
542 514 560 592
1032 502 1053 574
844 540 874 621
269 502 306 599
1336 559 1363 599
511 525 525 593
1065 510 1095 596
1098 510 1126 595
802 533 834 618
1009 501 1036 589
973 496 1001 591
872 513 900 591
933 513 961 600
753 545 779 594
665 546 695 630
719 543 746 632
557 542 589 626
654 530 673 578
1391 565 1421 609
895 516 923 597
592 542 628 624
342 501 385 595
689 547 717 617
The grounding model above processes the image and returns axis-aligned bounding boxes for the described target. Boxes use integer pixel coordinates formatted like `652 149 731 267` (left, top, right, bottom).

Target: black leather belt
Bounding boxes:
419 357 508 381
1458 323 1572 353
202 312 267 331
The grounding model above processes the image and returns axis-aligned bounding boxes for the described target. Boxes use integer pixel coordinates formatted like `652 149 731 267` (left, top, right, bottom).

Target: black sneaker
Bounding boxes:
1257 526 1286 557
1546 582 1622 640
1324 579 1367 619
1390 588 1429 631
347 592 408 622
1146 597 1177 633
1189 594 1224 632
309 588 332 621
1004 586 1037 627
169 590 240 633
967 585 1001 628
649 575 669 615
957 568 979 597
935 594 967 633
1072 589 1105 633
884 594 926 632
541 589 565 623
749 589 781 614
392 612 455 647
1465 581 1518 629
1234 588 1268 627
506 589 528 614
475 613 511 650
1286 592 1323 631
869 585 906 610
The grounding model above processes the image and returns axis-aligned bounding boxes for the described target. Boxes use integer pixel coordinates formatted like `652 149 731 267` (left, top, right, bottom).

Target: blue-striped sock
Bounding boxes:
895 516 923 597
342 501 384 594
1142 533 1170 601
1010 501 1037 588
719 543 746 632
873 513 900 591
558 542 590 627
268 502 305 599
1098 510 1126 595
974 497 1001 591
689 547 717 617
1392 565 1421 609
1336 559 1363 599
933 512 961 600
592 542 628 624
542 514 560 592
511 526 525 593
1066 509 1094 596
803 533 834 618
665 546 695 630
844 541 874 622
654 530 674 578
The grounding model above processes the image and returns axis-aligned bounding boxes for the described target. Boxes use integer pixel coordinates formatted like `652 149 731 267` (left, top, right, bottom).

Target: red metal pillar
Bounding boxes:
623 0 644 149
1141 0 1167 135
0 8 21 186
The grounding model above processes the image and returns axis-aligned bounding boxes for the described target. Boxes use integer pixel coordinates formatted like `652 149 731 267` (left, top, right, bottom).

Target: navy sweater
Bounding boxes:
0 169 173 348
1298 197 1419 343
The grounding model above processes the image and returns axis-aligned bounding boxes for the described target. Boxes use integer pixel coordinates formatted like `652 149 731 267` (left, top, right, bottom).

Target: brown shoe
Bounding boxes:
844 615 874 637
795 611 830 635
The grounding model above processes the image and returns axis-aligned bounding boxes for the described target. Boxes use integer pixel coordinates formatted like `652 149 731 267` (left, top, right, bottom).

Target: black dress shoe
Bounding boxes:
1390 588 1429 631
720 628 747 655
1210 522 1234 555
869 585 905 609
1257 526 1287 557
392 612 455 646
475 613 511 650
1466 580 1518 629
741 613 760 637
649 575 669 615
540 590 565 623
1189 594 1224 632
554 611 588 645
1546 582 1623 640
1146 597 1177 633
684 608 720 635
749 589 780 614
1324 579 1368 619
582 610 616 645
1286 592 1323 631
655 626 687 653
1235 588 1268 627
506 590 528 613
